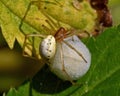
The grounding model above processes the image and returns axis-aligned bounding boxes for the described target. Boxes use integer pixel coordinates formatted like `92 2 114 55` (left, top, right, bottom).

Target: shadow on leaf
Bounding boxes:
31 65 72 94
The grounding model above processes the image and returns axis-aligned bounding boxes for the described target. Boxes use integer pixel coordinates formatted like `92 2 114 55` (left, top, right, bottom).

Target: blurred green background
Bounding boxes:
109 0 120 25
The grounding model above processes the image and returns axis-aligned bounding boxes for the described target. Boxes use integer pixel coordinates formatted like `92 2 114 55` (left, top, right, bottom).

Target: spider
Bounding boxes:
19 0 91 84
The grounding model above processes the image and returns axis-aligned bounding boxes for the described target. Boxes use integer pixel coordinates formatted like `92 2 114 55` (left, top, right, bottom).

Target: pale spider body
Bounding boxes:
40 35 56 59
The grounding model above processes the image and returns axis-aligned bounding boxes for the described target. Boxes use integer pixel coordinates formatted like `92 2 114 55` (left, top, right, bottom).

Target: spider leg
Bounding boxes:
60 43 76 85
63 40 87 63
43 12 62 32
23 33 47 59
19 0 39 34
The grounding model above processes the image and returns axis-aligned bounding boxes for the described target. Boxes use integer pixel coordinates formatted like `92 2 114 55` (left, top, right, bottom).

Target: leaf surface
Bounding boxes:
6 26 120 96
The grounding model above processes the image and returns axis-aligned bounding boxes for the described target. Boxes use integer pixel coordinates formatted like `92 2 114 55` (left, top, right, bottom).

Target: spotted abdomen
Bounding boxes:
40 35 56 59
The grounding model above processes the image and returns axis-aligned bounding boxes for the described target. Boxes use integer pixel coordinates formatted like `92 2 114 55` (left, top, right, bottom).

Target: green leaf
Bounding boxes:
0 1 24 48
6 26 120 96
37 0 97 31
5 88 22 96
0 0 97 49
0 0 48 50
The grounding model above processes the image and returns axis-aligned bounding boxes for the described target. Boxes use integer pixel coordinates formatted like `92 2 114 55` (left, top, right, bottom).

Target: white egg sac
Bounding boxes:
49 35 91 80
